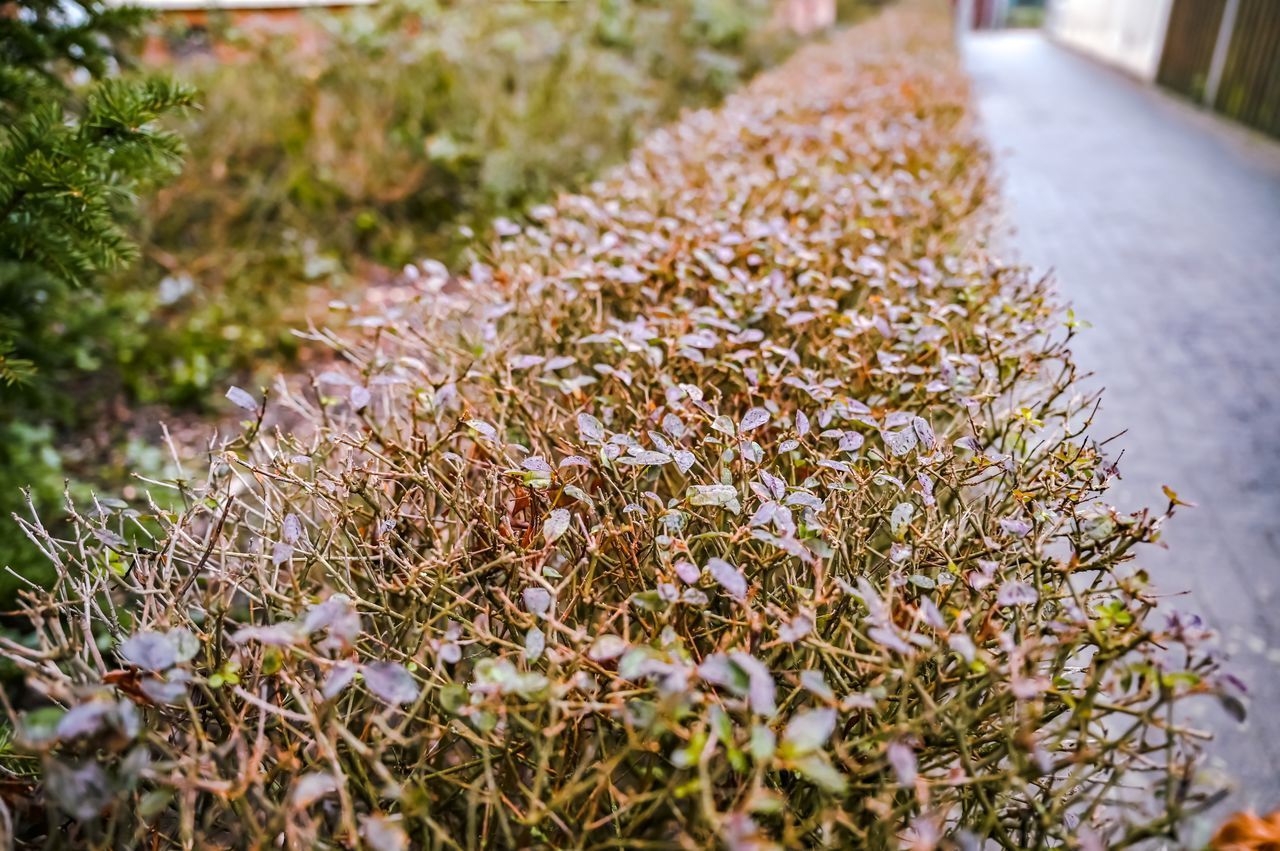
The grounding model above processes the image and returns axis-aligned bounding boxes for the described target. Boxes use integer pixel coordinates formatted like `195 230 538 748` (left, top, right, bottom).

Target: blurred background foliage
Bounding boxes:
112 0 799 408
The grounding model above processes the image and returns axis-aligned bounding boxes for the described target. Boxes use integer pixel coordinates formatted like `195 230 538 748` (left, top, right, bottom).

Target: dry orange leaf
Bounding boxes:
1213 810 1280 851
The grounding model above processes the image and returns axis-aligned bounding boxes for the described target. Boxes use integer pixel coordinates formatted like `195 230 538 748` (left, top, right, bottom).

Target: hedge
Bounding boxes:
2 2 1232 848
0 0 798 614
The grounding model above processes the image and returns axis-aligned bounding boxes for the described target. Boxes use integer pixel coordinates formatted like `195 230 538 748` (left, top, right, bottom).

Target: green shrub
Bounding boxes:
2 3 1232 848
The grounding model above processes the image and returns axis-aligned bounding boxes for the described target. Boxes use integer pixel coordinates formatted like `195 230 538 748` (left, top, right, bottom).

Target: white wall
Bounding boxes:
1046 0 1174 81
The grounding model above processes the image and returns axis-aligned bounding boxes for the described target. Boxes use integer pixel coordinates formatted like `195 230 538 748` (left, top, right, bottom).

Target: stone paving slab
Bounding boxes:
964 30 1280 815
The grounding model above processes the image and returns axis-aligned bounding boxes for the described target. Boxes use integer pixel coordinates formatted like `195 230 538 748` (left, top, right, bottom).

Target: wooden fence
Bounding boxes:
1156 0 1225 102
1214 0 1280 137
1157 0 1280 138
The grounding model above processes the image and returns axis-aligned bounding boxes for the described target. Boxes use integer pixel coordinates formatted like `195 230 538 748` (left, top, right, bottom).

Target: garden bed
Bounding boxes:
2 1 1231 847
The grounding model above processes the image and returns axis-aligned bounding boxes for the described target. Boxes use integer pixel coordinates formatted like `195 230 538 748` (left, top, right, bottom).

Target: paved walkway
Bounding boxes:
964 32 1280 814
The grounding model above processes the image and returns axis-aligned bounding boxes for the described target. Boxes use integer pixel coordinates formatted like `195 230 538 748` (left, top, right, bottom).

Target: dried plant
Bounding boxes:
1 2 1234 848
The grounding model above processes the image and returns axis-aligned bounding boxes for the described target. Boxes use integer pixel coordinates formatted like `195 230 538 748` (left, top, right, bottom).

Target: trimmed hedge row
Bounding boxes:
4 2 1230 848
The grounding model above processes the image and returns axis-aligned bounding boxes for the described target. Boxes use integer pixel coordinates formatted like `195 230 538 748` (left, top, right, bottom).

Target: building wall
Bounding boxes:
1046 0 1174 80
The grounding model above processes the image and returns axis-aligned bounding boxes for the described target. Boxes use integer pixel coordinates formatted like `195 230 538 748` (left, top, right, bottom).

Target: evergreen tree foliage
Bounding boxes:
0 0 194 386
0 0 193 602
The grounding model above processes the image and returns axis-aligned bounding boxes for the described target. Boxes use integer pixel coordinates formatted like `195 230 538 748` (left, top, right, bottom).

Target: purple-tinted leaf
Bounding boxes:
855 577 890 625
674 560 701 584
545 355 576 371
120 632 176 672
618 450 671 467
282 513 303 544
996 581 1039 607
362 662 419 706
707 558 748 601
800 669 835 701
292 772 338 808
697 653 737 690
869 626 915 655
525 626 546 661
92 528 125 549
917 472 936 507
508 354 545 370
785 491 823 511
911 416 936 451
782 707 836 755
56 702 113 740
225 386 257 412
881 427 918 457
918 598 946 630
729 651 776 716
231 623 301 646
588 634 628 662
739 407 770 433
523 587 553 616
749 500 782 528
362 814 410 851
577 413 605 443
682 588 709 606
542 508 571 543
839 431 865 453
466 419 497 439
140 673 189 705
303 595 362 647
779 610 815 643
887 740 917 787
758 470 786 500
948 633 976 664
522 456 553 474
170 628 199 663
999 516 1032 538
46 760 112 821
322 662 357 700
